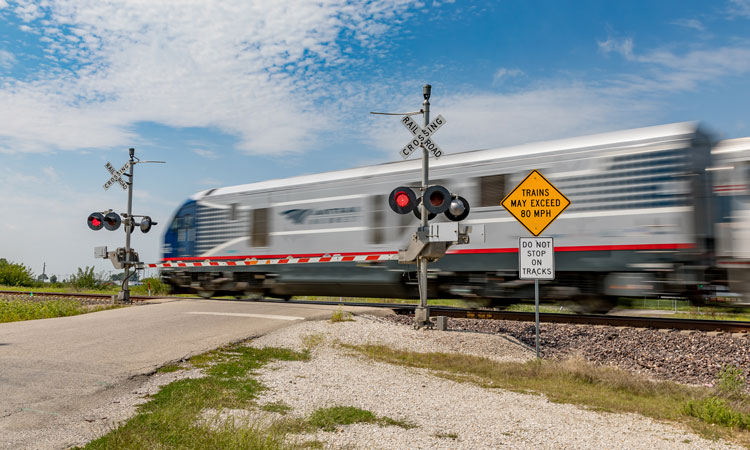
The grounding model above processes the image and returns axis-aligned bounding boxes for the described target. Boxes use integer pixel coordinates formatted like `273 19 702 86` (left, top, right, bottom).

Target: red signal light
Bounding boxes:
395 191 411 208
87 212 105 231
388 186 417 214
423 185 451 214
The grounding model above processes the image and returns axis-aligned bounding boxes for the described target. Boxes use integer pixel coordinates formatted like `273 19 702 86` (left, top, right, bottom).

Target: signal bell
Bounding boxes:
445 196 470 222
140 216 157 233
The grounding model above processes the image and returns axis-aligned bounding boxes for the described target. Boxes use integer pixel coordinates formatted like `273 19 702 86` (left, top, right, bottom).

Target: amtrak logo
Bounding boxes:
282 209 313 224
281 207 360 225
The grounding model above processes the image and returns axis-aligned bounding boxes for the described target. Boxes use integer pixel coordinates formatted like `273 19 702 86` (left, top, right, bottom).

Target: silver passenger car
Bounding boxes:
162 122 719 311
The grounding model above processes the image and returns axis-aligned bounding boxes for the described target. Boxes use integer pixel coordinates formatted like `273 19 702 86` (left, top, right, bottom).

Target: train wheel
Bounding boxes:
197 290 215 299
565 294 616 314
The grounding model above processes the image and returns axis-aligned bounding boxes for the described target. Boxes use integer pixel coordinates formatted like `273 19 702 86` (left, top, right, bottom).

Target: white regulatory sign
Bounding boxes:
104 161 130 191
518 237 555 280
399 114 446 160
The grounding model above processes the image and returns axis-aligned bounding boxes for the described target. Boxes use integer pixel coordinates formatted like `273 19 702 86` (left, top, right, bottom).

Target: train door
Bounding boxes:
176 202 197 257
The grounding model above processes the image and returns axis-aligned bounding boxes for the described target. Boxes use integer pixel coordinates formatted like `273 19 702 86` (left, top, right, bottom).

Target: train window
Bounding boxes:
370 195 384 244
250 208 269 247
228 203 238 221
479 174 506 207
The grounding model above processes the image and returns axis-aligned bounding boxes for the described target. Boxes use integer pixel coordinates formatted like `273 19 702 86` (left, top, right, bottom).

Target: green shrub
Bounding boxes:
683 396 750 430
130 277 170 296
67 266 107 291
0 259 35 287
330 308 353 323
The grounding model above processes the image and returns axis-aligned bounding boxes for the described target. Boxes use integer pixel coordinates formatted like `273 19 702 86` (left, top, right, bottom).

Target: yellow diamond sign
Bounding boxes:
501 170 571 236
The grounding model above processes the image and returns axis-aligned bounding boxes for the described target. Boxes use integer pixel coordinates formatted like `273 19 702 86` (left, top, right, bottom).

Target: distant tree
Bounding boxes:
110 271 139 282
0 259 35 287
49 275 58 284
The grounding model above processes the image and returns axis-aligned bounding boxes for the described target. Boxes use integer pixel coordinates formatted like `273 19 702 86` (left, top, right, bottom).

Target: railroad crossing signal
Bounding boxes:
400 114 446 159
387 185 470 222
87 211 121 231
104 161 130 191
501 170 570 236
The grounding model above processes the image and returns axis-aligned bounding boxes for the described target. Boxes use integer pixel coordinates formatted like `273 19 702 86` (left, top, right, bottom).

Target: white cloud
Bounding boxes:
0 49 16 69
608 44 750 93
670 18 706 32
492 68 523 85
0 0 423 155
598 37 634 59
728 0 750 18
364 82 653 157
199 177 222 187
193 148 218 159
42 166 57 180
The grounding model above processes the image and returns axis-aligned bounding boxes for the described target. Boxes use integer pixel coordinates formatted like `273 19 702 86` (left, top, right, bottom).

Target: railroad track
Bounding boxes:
2 290 748 333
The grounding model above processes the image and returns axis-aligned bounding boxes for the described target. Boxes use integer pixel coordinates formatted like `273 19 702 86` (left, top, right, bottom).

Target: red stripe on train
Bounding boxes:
161 243 694 262
163 251 398 262
447 243 695 254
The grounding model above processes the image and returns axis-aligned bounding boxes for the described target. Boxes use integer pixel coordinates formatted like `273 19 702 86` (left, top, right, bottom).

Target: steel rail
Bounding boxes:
1 290 748 333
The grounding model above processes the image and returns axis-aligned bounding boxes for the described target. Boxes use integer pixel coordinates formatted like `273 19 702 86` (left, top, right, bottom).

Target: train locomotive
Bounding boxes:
160 122 750 311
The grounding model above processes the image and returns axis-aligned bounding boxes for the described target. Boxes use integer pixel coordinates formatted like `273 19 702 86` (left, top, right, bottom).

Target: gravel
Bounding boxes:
385 315 750 389
247 315 742 449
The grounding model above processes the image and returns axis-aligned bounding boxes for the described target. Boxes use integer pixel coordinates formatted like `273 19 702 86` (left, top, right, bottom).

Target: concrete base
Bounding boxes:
436 315 448 331
414 306 433 329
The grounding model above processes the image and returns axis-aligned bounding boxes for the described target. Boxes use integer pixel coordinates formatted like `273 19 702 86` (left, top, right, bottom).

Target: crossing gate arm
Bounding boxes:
137 253 400 269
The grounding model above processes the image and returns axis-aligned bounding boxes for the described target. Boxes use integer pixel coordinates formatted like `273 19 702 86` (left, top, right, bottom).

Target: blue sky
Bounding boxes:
1 0 749 279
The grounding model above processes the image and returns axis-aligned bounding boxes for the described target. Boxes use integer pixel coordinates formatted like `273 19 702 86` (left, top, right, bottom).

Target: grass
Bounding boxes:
344 344 750 446
329 308 353 323
0 298 119 323
307 406 415 431
80 343 311 450
79 340 416 449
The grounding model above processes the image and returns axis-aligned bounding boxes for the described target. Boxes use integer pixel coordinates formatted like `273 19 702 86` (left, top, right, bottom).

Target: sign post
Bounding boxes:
503 170 570 357
519 237 554 358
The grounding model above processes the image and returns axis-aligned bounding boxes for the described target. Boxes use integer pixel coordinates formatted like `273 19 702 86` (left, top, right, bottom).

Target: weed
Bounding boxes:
344 344 750 446
308 406 377 431
330 308 353 323
717 365 746 399
157 363 185 374
0 299 117 323
262 402 292 415
301 333 325 350
683 397 750 430
434 432 458 439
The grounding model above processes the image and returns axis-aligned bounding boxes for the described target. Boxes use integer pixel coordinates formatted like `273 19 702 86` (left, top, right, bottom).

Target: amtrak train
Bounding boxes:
160 122 750 311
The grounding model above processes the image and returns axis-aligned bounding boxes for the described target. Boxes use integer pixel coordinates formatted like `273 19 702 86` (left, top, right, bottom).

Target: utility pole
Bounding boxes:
416 85 432 328
119 148 136 304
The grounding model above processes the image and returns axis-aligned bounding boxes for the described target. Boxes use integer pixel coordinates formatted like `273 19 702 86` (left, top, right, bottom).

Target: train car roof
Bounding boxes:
192 121 703 200
713 137 750 154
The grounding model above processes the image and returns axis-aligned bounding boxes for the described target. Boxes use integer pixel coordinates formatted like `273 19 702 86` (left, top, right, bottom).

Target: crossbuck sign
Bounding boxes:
400 114 446 159
104 161 130 191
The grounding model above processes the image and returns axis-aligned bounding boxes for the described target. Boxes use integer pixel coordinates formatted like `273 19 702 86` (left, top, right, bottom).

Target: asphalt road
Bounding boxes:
0 298 385 449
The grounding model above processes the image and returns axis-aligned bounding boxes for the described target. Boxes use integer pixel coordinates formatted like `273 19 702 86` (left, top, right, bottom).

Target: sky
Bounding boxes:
1 0 750 280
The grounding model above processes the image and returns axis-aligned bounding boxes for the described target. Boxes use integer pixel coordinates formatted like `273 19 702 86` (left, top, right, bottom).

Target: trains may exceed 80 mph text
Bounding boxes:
501 170 571 236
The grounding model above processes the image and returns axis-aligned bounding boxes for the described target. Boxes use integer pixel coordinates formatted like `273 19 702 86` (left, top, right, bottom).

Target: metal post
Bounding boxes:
415 85 431 328
120 148 135 304
535 279 540 359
